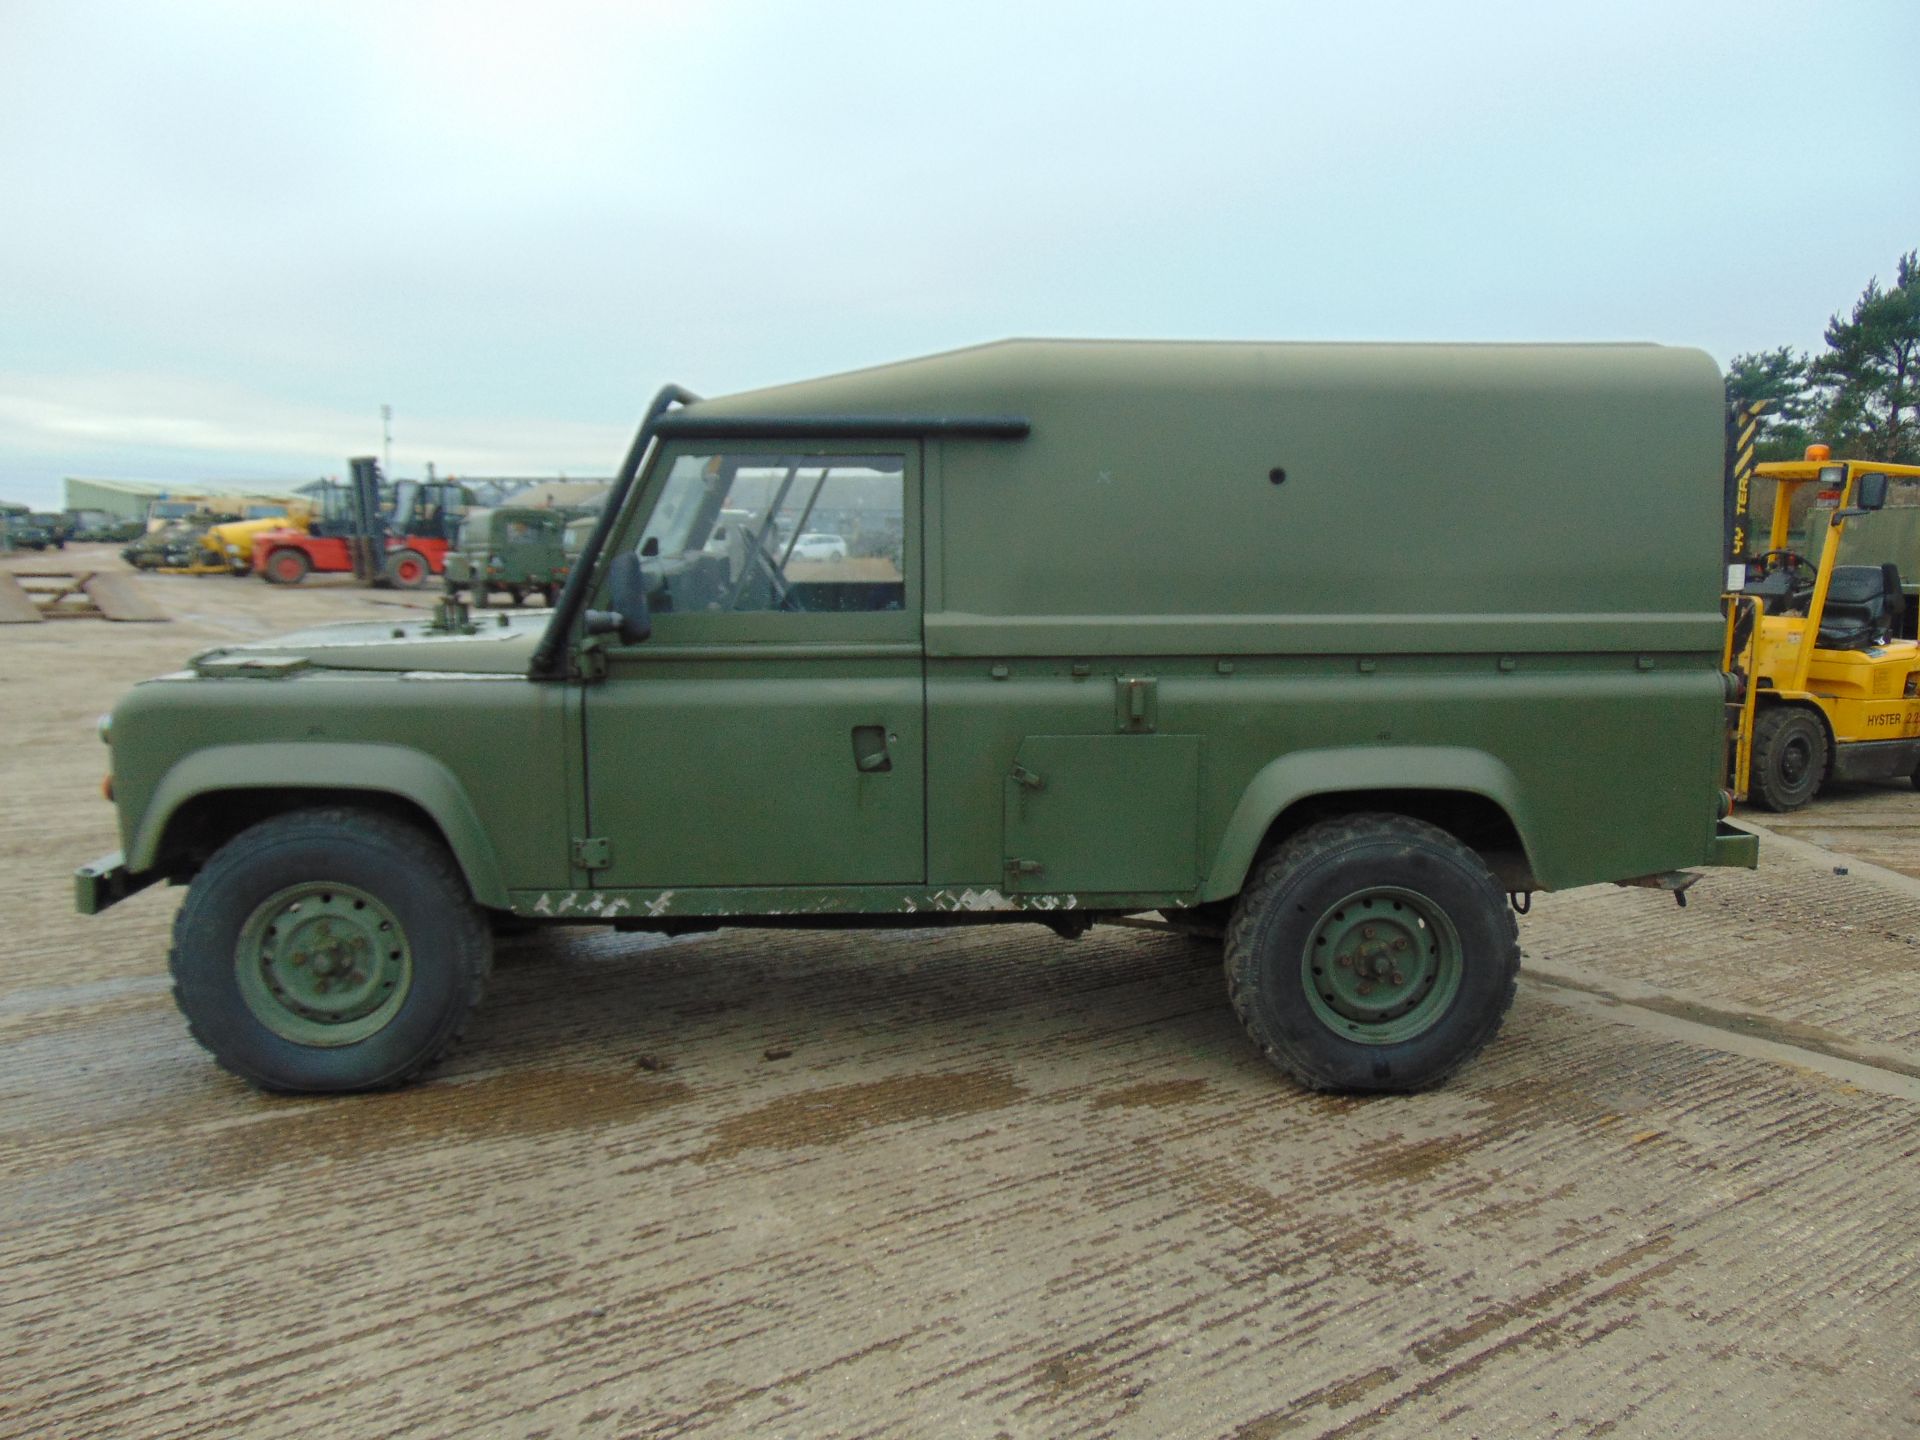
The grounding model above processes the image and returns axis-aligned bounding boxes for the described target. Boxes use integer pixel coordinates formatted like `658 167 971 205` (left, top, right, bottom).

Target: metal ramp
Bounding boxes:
0 570 169 623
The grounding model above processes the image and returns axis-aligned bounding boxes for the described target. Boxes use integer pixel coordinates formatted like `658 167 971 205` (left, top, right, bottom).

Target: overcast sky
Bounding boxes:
2 0 1915 509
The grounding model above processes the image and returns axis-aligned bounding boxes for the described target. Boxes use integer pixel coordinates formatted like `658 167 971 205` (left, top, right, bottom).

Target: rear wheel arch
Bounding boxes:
1201 749 1538 905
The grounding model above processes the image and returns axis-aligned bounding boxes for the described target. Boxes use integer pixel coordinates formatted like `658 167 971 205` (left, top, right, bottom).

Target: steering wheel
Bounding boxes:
1752 549 1818 591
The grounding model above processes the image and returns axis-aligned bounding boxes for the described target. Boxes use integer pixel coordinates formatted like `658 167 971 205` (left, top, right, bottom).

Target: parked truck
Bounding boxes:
445 505 571 606
77 340 1754 1095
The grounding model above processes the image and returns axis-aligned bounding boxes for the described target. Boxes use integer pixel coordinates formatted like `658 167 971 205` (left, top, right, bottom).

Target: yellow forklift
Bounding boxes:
1725 446 1920 810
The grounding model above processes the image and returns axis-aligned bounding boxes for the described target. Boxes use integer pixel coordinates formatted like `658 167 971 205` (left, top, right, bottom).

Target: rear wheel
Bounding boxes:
385 549 430 589
169 809 492 1092
1225 814 1518 1092
265 547 311 585
1750 706 1826 812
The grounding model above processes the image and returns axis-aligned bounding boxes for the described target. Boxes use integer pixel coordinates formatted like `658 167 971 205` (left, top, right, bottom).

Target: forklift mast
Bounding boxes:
347 457 386 583
1724 398 1770 580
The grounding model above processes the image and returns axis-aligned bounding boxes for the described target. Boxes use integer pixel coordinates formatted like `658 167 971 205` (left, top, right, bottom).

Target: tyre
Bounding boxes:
1750 706 1826 812
385 549 430 589
1224 813 1519 1093
169 809 492 1092
265 547 311 585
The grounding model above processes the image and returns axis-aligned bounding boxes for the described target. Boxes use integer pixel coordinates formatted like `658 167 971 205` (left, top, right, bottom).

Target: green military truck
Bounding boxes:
77 341 1754 1094
446 505 571 606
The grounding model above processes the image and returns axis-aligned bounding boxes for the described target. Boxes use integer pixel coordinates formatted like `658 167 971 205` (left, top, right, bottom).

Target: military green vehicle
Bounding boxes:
121 513 233 570
77 341 1755 1095
447 505 571 606
9 511 66 550
62 509 119 543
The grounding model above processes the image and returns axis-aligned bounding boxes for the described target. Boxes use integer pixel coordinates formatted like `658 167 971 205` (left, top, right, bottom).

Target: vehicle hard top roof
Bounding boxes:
663 338 1713 439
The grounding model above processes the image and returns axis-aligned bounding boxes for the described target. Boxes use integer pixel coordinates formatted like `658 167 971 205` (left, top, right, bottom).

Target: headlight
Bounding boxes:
226 543 242 555
97 713 112 745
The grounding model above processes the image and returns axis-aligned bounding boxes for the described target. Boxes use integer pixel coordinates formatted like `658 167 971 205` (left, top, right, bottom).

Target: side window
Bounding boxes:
633 452 907 615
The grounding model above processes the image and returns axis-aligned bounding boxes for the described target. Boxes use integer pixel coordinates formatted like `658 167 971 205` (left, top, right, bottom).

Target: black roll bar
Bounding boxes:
529 384 700 678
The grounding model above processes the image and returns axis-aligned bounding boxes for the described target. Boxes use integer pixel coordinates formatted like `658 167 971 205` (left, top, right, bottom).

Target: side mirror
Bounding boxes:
1857 472 1890 511
597 549 651 643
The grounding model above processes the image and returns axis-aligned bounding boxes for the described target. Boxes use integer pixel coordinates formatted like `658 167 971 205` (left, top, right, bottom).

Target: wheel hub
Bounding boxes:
235 884 412 1046
1303 888 1464 1045
1781 737 1811 785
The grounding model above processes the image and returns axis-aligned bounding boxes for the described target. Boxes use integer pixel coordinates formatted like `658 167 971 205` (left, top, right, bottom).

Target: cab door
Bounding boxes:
582 440 924 889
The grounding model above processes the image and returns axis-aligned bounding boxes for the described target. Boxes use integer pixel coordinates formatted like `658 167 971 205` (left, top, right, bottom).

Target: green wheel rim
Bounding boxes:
234 882 412 1046
1300 886 1463 1046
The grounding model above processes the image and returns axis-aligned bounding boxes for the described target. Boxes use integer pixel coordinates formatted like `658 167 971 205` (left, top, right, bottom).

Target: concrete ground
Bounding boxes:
2 552 1916 1439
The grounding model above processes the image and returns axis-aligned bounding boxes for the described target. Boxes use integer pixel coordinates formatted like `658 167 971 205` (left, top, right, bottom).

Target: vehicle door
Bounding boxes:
582 440 924 888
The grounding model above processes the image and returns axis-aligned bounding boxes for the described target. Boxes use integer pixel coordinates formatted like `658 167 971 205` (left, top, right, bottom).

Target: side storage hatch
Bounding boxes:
1002 735 1201 894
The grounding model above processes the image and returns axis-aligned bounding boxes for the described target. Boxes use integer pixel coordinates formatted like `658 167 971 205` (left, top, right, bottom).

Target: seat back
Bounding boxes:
1819 564 1901 648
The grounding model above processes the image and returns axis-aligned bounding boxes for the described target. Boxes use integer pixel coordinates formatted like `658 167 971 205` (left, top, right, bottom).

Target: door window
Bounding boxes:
632 452 907 616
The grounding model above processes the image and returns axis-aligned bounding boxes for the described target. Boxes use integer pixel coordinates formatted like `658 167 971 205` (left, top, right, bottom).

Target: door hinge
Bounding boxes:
1011 763 1045 791
573 836 612 871
572 636 610 681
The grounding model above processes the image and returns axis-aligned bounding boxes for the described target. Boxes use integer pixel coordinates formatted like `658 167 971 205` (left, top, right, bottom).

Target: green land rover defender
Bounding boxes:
77 341 1756 1094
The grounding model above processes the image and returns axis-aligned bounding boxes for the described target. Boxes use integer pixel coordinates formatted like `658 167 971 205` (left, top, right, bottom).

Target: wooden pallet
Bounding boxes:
0 571 169 623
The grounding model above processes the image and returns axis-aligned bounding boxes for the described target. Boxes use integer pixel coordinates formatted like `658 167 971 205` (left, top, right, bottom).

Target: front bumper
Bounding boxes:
75 852 161 915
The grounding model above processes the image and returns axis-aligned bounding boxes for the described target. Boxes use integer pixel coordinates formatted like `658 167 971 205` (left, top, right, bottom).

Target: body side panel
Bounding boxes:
113 676 572 904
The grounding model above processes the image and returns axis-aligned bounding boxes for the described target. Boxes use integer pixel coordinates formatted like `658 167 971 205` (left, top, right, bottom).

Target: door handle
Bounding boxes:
851 725 892 773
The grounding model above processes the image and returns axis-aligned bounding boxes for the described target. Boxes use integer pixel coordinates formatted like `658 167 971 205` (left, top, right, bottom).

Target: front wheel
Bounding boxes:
385 549 430 589
169 809 492 1092
265 547 311 585
1225 814 1518 1092
1750 706 1826 812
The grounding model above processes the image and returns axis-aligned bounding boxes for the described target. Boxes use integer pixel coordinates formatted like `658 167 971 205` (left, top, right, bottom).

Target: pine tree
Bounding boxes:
1809 251 1920 464
1726 346 1816 461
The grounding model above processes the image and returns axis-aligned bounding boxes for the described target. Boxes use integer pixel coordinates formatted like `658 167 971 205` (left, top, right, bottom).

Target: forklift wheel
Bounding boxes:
265 548 311 586
1751 706 1827 812
385 549 430 589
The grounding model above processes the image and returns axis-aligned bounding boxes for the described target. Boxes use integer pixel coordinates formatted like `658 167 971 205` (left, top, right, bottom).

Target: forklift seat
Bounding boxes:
1817 564 1904 649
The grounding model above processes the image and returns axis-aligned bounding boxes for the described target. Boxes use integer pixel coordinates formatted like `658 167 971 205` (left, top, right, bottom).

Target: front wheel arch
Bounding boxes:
132 745 511 908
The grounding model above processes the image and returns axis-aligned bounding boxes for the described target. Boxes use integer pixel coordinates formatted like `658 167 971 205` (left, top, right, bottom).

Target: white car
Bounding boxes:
790 532 848 562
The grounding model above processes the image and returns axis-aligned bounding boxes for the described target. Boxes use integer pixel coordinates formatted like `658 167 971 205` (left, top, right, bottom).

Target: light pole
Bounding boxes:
381 404 393 481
